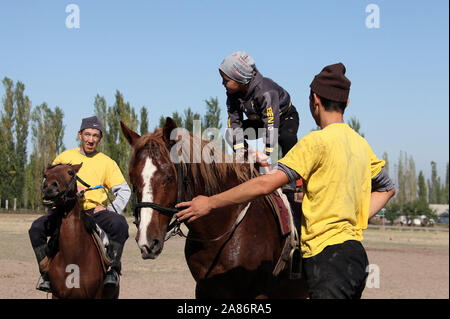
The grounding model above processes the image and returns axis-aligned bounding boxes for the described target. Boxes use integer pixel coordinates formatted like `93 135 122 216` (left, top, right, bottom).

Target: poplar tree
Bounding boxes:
105 90 139 179
0 77 15 203
406 155 417 203
394 151 417 206
445 162 449 204
428 161 441 204
52 107 66 155
12 81 31 207
140 106 149 135
183 107 201 132
172 111 183 128
203 97 222 129
159 111 183 129
382 152 389 174
417 170 427 203
94 94 108 153
27 103 66 208
395 151 406 206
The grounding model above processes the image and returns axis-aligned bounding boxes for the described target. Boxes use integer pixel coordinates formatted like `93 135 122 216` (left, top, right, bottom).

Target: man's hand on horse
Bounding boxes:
175 196 213 223
94 205 106 214
77 184 86 195
250 150 270 165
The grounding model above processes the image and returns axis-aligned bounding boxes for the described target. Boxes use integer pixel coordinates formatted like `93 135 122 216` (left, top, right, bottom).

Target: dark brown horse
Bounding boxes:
41 163 118 299
121 118 307 298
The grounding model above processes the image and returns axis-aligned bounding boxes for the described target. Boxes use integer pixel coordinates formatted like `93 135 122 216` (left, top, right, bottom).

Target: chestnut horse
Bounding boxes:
121 118 307 298
41 163 118 299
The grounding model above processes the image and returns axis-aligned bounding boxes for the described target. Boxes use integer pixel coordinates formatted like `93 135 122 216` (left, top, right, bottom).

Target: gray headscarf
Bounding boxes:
219 51 256 84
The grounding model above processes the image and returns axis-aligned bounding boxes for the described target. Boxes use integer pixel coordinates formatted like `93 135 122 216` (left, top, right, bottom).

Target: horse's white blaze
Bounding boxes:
138 157 157 248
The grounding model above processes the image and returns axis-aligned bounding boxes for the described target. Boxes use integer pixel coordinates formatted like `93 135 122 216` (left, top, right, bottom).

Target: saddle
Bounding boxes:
91 225 113 274
264 189 302 279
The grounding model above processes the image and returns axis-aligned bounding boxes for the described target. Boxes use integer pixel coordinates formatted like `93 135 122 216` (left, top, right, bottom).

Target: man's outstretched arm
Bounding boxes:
175 170 289 223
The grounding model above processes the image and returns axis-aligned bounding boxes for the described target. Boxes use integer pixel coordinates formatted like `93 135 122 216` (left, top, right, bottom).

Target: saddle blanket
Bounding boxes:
92 224 112 274
267 191 291 236
94 224 110 251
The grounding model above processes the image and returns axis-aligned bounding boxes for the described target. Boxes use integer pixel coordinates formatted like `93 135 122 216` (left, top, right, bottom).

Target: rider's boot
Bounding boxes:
32 244 52 293
104 240 124 287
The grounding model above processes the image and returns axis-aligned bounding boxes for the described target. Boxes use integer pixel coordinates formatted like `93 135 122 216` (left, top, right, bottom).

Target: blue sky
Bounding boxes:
0 0 448 180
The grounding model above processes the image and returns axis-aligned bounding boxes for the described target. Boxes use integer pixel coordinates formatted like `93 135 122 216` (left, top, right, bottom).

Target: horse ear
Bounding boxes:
72 163 83 173
120 121 141 146
162 117 177 146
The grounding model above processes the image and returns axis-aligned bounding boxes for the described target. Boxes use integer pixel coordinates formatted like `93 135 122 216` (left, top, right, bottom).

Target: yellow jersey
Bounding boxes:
52 148 126 211
278 123 385 258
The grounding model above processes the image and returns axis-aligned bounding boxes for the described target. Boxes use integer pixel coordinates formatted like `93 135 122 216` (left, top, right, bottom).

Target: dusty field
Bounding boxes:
0 214 448 299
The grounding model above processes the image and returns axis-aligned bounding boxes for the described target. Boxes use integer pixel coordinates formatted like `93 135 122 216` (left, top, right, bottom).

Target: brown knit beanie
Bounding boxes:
310 63 351 102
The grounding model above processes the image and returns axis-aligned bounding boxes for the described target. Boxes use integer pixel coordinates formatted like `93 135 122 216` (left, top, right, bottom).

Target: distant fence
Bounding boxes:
367 224 449 232
0 198 44 212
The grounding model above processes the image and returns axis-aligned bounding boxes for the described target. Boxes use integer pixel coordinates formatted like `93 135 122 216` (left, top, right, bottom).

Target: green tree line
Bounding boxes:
0 78 448 213
342 117 448 224
382 152 448 224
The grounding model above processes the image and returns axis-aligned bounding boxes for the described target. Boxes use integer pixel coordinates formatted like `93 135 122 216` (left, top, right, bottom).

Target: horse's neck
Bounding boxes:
58 201 90 258
185 178 243 238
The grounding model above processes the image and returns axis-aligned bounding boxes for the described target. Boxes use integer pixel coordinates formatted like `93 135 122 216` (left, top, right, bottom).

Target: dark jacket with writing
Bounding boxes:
226 71 292 153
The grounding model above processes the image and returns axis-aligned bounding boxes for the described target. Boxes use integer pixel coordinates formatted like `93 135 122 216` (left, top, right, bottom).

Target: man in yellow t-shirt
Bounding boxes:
29 116 131 292
174 63 396 299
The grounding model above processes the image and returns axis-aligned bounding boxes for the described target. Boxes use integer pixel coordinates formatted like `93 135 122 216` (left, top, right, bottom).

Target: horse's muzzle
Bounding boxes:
139 238 163 259
42 188 61 206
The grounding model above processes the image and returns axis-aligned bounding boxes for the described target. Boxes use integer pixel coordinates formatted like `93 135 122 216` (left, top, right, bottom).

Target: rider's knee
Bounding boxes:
110 214 129 242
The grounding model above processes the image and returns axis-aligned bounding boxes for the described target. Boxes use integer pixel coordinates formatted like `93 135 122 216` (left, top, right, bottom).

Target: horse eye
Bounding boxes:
164 176 175 184
43 175 47 179
68 170 74 176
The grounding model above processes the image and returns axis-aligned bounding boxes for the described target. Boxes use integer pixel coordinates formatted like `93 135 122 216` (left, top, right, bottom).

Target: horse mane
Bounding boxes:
46 163 72 170
131 128 259 196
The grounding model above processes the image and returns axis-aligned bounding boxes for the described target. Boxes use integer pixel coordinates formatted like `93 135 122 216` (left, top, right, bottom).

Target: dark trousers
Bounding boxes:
302 240 369 299
29 208 129 249
242 106 300 157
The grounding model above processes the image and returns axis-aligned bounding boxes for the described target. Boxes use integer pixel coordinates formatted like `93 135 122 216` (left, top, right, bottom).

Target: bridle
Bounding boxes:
132 163 190 240
132 161 252 243
42 166 100 208
42 171 80 205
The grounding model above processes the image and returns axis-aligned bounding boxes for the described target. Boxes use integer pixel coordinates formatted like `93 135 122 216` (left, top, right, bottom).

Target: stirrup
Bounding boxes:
288 247 302 280
104 269 119 287
36 274 52 293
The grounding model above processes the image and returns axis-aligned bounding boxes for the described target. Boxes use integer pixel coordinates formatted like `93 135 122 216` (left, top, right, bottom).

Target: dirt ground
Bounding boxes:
0 214 448 299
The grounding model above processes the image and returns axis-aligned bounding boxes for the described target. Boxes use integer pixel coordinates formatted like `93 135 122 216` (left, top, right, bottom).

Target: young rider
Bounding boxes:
220 51 300 193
